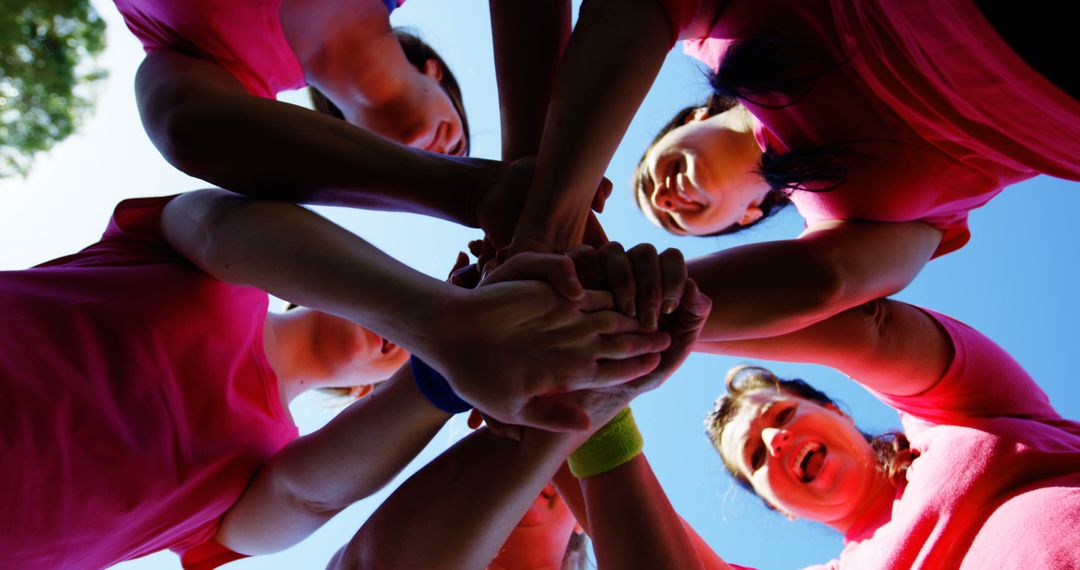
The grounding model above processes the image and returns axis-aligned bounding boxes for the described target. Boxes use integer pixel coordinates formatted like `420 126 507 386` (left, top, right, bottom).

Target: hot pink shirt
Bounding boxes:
113 0 408 98
660 0 1080 257
805 311 1080 569
0 197 299 568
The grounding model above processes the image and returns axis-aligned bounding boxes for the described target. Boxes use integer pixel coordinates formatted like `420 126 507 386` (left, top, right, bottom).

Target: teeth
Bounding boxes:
793 442 818 480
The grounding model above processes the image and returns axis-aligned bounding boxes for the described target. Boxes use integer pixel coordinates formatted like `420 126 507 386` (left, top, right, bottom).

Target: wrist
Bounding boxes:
568 407 644 479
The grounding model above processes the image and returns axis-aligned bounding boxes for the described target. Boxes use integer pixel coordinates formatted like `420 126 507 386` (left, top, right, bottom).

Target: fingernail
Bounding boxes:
661 299 677 315
645 309 659 330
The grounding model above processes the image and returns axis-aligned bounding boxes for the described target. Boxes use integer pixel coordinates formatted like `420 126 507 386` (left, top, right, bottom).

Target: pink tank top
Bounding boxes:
662 0 1080 257
0 197 299 568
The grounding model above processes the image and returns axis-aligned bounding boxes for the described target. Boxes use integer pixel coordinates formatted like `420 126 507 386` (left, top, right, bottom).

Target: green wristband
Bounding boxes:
568 407 644 479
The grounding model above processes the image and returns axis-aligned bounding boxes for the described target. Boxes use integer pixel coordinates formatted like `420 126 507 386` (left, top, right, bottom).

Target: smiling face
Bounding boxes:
636 110 770 235
718 389 881 524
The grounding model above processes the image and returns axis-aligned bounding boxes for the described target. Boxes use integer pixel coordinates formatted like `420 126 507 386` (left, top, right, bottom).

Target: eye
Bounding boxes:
776 405 796 426
750 445 765 472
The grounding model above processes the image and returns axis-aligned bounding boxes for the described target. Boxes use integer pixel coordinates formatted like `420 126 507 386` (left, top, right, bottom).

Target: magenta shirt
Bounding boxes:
0 197 298 568
113 0 408 99
807 311 1080 569
661 0 1080 258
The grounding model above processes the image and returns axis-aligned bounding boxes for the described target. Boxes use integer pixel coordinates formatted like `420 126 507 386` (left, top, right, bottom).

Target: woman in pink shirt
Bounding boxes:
506 0 1080 343
373 292 1080 568
0 189 676 568
565 297 1080 568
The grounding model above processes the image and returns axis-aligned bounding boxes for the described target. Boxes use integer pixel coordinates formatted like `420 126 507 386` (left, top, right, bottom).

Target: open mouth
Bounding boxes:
792 442 827 483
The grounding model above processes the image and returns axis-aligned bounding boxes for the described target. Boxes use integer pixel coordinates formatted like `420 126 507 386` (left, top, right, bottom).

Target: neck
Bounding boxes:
830 475 896 539
264 310 338 403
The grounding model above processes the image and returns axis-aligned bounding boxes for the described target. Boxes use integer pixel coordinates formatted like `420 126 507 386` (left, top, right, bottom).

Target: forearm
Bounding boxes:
217 367 450 554
689 222 938 341
512 0 673 251
489 0 571 159
581 454 725 570
330 428 584 569
136 51 491 225
162 189 453 358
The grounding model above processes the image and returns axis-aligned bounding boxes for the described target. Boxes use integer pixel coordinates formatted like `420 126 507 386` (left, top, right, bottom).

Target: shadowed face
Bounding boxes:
719 390 879 524
488 484 579 570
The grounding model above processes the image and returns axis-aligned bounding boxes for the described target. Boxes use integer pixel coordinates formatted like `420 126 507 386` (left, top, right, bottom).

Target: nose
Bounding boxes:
762 427 791 457
651 177 679 212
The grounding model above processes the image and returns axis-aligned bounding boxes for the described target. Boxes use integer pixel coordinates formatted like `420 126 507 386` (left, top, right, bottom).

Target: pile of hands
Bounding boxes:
425 157 713 439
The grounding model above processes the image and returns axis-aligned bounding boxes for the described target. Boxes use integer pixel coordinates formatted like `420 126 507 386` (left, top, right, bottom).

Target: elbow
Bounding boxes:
150 100 214 177
792 249 850 317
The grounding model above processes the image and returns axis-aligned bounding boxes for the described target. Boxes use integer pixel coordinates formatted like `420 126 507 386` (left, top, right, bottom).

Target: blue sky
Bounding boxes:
1 1 1077 568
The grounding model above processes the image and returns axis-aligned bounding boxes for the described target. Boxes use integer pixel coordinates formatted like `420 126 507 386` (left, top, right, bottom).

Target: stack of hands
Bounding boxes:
434 218 711 438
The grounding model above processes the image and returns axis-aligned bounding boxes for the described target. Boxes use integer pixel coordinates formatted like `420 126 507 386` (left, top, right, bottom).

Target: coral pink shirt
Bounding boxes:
806 311 1080 569
0 197 299 569
113 0 406 98
660 0 1080 257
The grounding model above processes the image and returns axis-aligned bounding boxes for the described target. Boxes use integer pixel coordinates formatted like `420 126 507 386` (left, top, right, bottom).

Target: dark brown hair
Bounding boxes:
634 33 859 237
704 365 917 505
309 28 471 155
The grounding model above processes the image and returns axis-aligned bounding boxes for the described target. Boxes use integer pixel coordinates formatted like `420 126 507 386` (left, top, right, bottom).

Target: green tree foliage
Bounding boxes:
0 0 107 177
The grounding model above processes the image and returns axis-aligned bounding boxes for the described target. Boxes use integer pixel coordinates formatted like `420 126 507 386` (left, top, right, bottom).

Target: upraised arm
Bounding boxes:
689 220 943 342
489 0 572 160
215 365 450 554
510 0 674 253
135 50 489 224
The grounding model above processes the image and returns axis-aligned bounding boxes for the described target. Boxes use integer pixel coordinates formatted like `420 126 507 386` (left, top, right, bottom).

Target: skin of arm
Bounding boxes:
510 0 674 253
135 50 490 225
582 454 732 570
327 427 587 569
161 189 670 431
699 297 954 397
489 0 572 160
215 365 451 554
688 220 943 341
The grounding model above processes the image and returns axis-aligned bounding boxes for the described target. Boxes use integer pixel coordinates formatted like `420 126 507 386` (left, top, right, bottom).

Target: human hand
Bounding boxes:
427 253 673 432
568 242 688 331
545 278 712 430
476 157 612 251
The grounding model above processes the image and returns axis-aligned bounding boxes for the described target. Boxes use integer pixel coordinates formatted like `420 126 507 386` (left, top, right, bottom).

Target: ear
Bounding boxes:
350 384 375 399
684 106 712 124
737 206 764 226
825 402 850 420
422 58 444 81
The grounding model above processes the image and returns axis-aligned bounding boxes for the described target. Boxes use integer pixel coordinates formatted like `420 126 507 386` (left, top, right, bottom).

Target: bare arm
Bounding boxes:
489 0 572 160
511 0 674 252
700 297 953 397
161 189 668 431
216 366 450 554
327 428 584 569
581 454 733 570
135 50 490 225
689 220 943 341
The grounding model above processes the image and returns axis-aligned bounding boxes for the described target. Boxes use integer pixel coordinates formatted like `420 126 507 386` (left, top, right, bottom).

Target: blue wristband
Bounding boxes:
410 356 472 414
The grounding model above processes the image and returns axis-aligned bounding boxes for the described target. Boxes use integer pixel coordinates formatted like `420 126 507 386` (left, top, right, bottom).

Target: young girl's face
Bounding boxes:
488 484 579 570
719 390 880 524
637 114 769 235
